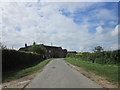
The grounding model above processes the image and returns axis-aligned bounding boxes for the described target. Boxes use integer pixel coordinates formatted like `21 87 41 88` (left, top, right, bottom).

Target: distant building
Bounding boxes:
19 43 67 58
62 49 67 57
67 51 77 54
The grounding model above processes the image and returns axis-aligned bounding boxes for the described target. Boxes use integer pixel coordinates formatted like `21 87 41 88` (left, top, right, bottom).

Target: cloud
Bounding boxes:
90 9 117 21
111 25 119 36
1 2 118 51
109 21 117 25
1 0 119 2
96 26 103 34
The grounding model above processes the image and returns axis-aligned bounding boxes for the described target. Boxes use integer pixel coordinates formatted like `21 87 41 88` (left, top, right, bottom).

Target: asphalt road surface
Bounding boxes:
26 58 102 88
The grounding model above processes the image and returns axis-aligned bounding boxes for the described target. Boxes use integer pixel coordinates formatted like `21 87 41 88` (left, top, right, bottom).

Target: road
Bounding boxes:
26 58 102 88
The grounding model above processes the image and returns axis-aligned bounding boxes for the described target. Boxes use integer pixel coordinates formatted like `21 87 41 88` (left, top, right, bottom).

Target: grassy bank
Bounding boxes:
64 57 118 85
3 59 51 83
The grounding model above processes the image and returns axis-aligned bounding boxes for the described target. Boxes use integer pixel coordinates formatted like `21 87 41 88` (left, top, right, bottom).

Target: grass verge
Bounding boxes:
3 59 51 83
64 57 118 85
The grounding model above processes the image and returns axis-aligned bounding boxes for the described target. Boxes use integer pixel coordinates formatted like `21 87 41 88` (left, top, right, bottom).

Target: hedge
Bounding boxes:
66 50 120 64
83 50 120 64
2 49 43 71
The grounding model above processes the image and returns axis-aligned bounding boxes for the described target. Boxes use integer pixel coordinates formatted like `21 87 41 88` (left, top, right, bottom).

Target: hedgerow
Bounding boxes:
66 50 120 64
2 49 43 71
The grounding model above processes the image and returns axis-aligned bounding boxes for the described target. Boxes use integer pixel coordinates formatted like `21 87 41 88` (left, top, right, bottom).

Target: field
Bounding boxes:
64 57 118 85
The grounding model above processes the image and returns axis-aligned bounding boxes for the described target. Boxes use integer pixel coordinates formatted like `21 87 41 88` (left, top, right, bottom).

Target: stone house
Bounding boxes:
19 43 67 58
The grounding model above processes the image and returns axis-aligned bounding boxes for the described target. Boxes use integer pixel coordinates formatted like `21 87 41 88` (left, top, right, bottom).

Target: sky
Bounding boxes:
0 1 119 52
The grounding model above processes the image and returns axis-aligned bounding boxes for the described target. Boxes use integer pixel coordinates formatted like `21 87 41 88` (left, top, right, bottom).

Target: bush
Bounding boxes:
80 50 120 64
2 49 43 71
67 50 120 64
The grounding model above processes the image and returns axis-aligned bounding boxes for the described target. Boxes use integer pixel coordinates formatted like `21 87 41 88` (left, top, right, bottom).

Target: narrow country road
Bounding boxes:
26 58 102 88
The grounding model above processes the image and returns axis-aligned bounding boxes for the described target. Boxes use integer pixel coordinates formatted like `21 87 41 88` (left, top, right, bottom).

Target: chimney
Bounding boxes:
25 43 27 47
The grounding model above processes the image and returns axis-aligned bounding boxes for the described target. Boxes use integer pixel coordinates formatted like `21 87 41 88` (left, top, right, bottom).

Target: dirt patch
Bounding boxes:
2 69 43 89
65 61 118 88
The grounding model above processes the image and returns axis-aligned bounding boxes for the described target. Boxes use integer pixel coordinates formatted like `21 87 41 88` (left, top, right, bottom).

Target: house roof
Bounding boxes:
19 44 63 50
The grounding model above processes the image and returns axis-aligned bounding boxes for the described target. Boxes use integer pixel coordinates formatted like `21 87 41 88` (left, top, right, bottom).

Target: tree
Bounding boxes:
33 42 36 45
93 46 103 52
25 43 27 47
0 42 7 49
29 44 46 55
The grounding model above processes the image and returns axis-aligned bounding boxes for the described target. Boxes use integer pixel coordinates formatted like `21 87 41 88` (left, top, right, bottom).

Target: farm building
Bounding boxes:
67 51 77 54
19 43 67 58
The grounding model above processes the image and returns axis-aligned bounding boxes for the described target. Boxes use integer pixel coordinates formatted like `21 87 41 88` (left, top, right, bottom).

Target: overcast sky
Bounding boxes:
0 1 119 52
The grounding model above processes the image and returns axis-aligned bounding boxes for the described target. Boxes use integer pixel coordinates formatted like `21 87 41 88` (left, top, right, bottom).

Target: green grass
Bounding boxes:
3 59 51 83
64 57 118 85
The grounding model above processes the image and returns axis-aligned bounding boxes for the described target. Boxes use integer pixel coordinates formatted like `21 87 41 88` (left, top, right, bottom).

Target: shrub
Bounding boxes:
2 49 43 71
67 50 120 64
83 50 120 64
29 45 46 55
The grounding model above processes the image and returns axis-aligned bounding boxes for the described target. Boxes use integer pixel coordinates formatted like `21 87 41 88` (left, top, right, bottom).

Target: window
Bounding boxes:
49 50 51 53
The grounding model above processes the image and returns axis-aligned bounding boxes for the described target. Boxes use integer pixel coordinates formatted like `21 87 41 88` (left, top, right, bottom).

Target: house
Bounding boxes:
62 49 67 57
19 43 67 58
